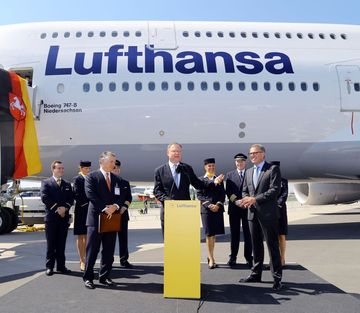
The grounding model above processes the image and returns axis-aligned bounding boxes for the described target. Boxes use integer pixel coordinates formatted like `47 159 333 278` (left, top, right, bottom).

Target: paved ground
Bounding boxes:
0 199 359 312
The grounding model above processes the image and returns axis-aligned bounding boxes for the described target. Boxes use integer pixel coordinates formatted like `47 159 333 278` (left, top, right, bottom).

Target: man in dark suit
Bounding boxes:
112 159 133 268
83 151 131 289
239 144 282 291
154 142 224 235
41 160 74 276
225 153 253 268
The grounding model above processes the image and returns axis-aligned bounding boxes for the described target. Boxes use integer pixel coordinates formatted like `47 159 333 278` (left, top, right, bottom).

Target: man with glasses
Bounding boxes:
239 144 283 291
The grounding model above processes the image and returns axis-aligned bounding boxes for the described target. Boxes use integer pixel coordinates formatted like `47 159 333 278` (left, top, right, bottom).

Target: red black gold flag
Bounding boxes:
0 69 41 185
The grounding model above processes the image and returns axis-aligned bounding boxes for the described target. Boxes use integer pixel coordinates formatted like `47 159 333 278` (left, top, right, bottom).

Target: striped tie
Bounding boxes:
105 172 111 190
56 178 61 186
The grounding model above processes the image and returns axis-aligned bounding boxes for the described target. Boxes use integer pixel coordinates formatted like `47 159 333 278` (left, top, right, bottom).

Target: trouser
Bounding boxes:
249 216 282 281
229 212 252 262
83 226 116 281
45 219 69 270
118 217 129 263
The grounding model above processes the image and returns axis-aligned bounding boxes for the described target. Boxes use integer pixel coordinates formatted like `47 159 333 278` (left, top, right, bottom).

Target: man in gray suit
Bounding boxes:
239 144 282 291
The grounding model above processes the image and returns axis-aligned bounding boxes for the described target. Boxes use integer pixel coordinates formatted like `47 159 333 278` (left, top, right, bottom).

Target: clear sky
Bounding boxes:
1 0 359 26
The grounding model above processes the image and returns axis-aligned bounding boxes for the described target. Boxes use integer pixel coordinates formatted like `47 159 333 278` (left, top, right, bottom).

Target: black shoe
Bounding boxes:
120 260 133 268
84 280 95 289
273 280 282 291
57 267 72 274
227 258 236 267
208 263 218 269
45 268 54 276
240 275 261 283
99 278 115 286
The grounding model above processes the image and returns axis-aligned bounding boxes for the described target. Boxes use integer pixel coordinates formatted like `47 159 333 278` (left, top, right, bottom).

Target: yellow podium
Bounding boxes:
163 200 200 299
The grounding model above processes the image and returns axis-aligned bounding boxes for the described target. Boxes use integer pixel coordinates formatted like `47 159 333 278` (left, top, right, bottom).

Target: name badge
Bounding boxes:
115 187 120 195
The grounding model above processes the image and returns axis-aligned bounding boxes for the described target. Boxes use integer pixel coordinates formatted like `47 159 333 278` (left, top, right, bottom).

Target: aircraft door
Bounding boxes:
148 21 177 50
336 65 360 111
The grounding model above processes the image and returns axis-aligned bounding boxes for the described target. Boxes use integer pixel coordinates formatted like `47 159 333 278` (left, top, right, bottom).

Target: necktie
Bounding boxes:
105 172 111 190
173 165 179 188
253 166 260 187
56 178 61 186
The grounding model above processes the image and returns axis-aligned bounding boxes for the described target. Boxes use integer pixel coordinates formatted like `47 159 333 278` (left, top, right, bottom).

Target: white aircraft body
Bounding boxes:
1 20 360 205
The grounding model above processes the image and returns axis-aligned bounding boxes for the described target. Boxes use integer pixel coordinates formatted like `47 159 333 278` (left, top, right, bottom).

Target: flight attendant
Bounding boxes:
73 160 91 271
196 158 225 269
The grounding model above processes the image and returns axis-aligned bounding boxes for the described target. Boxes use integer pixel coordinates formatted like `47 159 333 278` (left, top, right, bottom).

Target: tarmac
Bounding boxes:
0 198 360 312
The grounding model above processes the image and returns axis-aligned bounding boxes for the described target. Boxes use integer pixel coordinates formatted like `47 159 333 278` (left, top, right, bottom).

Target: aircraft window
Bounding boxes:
286 33 292 39
57 83 64 94
241 32 247 38
251 82 258 91
301 82 307 91
319 33 325 39
76 32 82 38
148 82 155 91
213 82 220 91
112 31 118 37
218 32 224 38
96 82 103 92
264 82 271 91
195 31 201 37
135 31 142 37
330 33 336 39
109 82 116 92
40 33 46 39
297 33 303 39
183 31 189 37
174 81 181 91
88 31 94 38
161 82 168 91
135 82 142 91
206 31 212 37
308 33 314 39
100 31 106 37
122 82 129 91
188 81 195 91
263 32 270 38
289 82 295 91
201 82 208 91
83 83 90 92
64 32 70 38
229 32 235 38
238 82 246 91
276 82 283 91
354 83 360 92
313 82 320 91
341 33 347 40
124 31 130 37
52 32 58 38
252 32 258 38
226 82 233 91
274 32 281 39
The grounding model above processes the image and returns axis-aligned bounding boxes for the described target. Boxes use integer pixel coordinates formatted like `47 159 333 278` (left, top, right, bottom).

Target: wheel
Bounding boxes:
3 207 18 233
0 208 11 234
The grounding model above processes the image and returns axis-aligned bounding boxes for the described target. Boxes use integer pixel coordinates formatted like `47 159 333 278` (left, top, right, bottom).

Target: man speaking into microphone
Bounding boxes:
154 142 224 236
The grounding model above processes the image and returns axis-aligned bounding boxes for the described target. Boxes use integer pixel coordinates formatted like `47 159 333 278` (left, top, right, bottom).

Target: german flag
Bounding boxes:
0 69 41 185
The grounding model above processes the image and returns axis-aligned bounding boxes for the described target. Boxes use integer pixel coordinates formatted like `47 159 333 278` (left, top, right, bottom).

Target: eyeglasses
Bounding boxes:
249 151 263 156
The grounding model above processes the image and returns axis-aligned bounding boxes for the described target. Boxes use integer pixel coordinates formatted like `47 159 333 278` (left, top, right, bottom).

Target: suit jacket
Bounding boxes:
242 161 281 221
154 162 213 220
277 178 288 208
85 170 131 228
196 176 225 214
225 169 245 215
73 174 88 208
114 175 132 222
41 177 74 222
